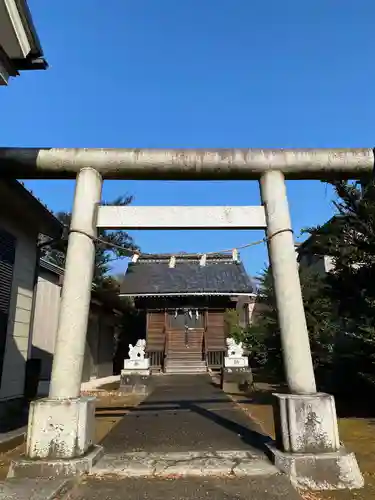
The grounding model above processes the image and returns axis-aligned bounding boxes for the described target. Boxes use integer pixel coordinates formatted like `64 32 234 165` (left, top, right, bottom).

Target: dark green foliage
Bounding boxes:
246 267 281 371
224 309 245 344
241 180 375 392
40 195 139 288
304 181 375 341
242 265 340 379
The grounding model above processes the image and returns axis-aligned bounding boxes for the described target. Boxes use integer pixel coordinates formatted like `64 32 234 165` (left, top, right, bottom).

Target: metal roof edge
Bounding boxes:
5 179 63 237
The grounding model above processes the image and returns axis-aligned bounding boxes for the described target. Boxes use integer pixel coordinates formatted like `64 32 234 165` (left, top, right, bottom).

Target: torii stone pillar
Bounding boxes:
259 170 363 490
260 170 316 394
9 168 104 476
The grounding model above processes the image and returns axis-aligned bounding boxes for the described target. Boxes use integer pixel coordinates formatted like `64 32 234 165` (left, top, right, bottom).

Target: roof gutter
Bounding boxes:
11 55 48 71
1 0 48 79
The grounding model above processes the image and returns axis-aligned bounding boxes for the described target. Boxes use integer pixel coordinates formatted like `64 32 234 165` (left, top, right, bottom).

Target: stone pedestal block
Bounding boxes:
268 393 364 490
273 393 340 453
8 397 103 478
220 367 253 393
120 371 152 395
224 356 249 368
26 397 96 459
268 444 364 490
124 358 150 371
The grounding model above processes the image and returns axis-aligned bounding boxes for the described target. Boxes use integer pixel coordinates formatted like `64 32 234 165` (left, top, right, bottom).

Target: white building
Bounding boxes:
0 0 47 85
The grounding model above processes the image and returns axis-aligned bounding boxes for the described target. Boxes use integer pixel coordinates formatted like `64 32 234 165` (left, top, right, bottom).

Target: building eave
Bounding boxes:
9 180 62 238
39 258 64 277
0 0 48 84
119 292 257 298
0 43 18 84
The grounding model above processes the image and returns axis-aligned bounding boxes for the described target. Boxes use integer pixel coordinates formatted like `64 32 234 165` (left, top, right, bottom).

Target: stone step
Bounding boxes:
167 351 202 355
166 351 202 356
167 350 203 354
165 367 208 374
167 362 203 366
167 346 202 349
167 358 203 363
93 450 279 479
167 360 203 364
168 346 203 349
167 348 202 352
167 343 202 346
165 359 206 366
166 360 206 366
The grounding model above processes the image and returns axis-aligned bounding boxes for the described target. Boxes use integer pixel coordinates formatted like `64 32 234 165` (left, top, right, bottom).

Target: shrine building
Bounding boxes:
119 252 256 374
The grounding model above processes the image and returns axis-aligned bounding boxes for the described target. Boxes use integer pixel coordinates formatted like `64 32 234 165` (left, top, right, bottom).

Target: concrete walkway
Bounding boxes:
70 375 302 499
100 374 272 455
92 374 287 480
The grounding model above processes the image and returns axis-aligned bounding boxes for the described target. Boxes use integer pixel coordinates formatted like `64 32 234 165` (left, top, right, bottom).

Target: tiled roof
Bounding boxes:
120 253 255 296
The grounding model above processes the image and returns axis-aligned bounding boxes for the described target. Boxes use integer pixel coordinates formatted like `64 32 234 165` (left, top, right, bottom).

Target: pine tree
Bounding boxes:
244 265 340 377
301 180 375 389
304 180 375 342
40 195 139 289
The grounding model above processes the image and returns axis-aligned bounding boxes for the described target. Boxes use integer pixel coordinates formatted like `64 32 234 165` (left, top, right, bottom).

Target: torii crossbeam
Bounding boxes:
0 147 373 179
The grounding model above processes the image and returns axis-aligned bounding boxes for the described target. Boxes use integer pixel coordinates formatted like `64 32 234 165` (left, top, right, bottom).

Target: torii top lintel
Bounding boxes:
0 147 373 180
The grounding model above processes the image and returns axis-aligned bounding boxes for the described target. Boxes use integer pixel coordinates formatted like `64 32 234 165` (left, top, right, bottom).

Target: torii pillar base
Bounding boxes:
267 393 364 490
7 397 103 478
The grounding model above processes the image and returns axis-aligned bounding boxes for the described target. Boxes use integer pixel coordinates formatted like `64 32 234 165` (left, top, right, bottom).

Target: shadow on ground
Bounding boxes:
226 370 375 420
98 397 273 454
99 375 274 456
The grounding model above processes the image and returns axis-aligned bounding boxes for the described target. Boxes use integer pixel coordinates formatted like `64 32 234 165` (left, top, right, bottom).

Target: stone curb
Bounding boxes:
8 445 104 479
0 427 26 454
0 478 75 500
93 450 279 478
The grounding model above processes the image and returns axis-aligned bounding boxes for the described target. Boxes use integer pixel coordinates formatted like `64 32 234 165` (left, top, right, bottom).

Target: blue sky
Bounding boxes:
3 1 375 277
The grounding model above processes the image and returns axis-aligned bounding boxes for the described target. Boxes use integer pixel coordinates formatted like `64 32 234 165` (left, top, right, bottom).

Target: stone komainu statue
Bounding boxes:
226 337 244 358
128 339 146 360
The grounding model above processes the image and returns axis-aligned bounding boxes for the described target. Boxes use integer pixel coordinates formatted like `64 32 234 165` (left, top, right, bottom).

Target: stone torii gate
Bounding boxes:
3 147 371 488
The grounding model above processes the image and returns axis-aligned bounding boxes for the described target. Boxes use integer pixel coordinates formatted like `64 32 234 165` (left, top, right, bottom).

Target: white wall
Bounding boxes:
0 215 37 402
32 271 117 393
31 269 61 379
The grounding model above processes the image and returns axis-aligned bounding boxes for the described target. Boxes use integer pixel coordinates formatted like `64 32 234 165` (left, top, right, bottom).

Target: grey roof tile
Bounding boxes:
120 253 254 296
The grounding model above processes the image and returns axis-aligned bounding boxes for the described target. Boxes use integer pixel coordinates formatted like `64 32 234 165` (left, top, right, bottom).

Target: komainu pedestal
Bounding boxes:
120 339 152 395
221 338 252 392
267 393 364 490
